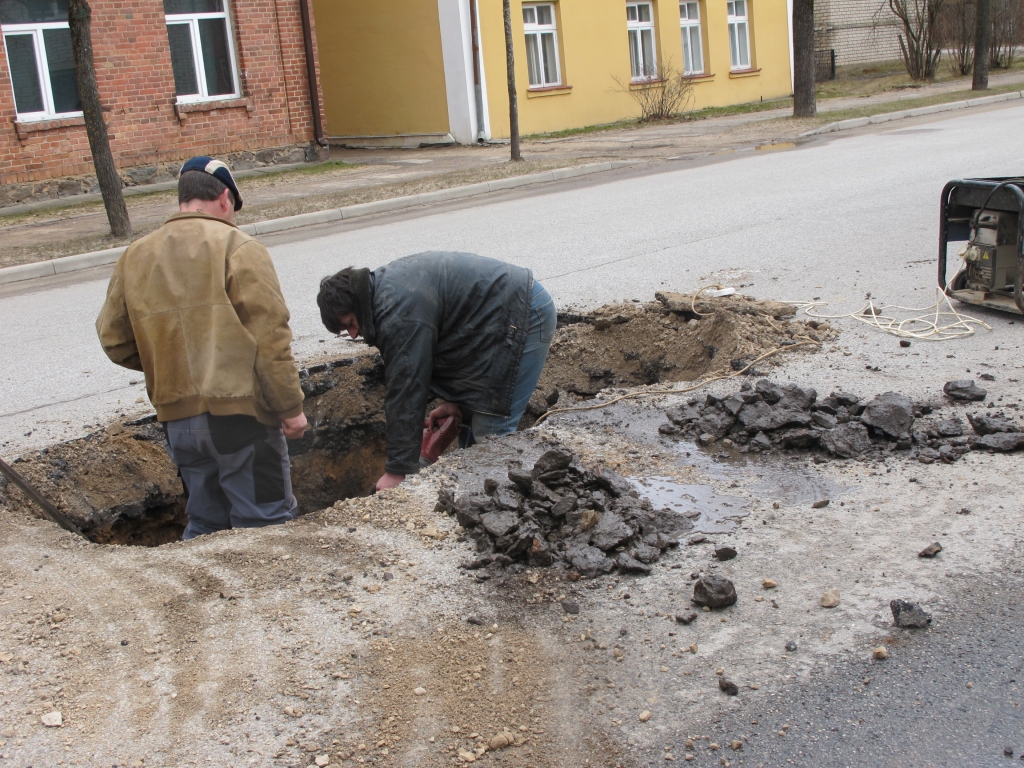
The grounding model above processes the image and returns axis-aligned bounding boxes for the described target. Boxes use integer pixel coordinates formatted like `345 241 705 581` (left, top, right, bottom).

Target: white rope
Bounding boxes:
783 276 992 341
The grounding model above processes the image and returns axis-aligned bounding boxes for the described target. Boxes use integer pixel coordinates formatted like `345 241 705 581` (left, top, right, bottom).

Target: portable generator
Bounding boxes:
939 177 1024 314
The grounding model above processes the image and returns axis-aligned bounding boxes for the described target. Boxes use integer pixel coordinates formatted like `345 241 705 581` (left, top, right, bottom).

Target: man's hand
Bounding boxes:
376 472 405 491
426 401 462 431
281 412 308 440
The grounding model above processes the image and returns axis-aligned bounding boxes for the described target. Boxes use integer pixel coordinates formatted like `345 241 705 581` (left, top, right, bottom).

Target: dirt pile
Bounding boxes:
436 447 691 577
527 292 832 420
659 378 1024 463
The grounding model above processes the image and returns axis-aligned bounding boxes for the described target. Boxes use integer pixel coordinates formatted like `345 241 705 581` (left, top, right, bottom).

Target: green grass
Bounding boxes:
247 159 354 180
812 80 1024 124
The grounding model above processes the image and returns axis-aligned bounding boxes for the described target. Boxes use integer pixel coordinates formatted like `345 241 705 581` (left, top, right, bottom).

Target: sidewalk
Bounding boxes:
2 68 1023 274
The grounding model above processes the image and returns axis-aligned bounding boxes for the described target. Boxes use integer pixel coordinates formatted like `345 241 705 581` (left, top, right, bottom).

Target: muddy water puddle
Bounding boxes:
631 475 747 534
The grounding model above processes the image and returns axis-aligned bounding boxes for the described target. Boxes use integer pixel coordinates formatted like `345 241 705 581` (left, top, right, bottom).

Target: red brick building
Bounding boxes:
0 0 327 206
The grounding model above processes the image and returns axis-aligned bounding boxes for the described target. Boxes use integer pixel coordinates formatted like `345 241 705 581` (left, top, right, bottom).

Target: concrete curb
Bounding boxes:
0 160 635 286
801 89 1024 137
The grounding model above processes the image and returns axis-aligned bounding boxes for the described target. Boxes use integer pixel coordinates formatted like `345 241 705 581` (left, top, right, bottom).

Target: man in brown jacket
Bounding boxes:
96 156 307 539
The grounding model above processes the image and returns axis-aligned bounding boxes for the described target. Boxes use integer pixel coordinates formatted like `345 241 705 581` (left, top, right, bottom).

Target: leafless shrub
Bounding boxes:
937 0 975 74
991 0 1024 67
884 0 947 79
613 59 695 122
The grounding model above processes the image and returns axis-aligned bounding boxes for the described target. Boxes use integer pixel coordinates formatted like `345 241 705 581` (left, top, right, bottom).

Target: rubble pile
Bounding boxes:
659 379 1024 463
436 448 692 577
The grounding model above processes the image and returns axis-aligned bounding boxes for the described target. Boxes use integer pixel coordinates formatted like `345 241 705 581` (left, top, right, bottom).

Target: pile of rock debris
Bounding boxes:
436 448 692 578
659 378 1024 463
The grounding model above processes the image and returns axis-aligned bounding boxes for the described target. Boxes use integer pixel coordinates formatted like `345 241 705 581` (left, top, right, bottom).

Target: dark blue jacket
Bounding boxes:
362 252 533 474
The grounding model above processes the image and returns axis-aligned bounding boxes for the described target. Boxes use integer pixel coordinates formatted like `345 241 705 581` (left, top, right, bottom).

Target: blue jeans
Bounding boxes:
472 280 556 438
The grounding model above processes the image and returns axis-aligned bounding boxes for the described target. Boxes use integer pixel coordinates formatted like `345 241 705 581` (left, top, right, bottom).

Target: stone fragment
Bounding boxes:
488 732 514 750
629 542 661 564
934 418 965 437
820 422 873 458
532 448 573 476
480 510 519 539
811 499 829 509
918 542 942 558
315 755 330 767
943 380 987 401
714 546 737 561
692 574 737 609
718 678 739 696
891 599 932 628
762 578 778 589
969 432 1024 452
819 589 840 608
755 380 817 410
566 545 615 577
873 646 888 660
639 710 651 722
614 552 652 574
812 411 838 429
748 431 773 451
730 740 743 751
860 392 915 438
785 640 797 652
551 495 577 517
508 468 534 493
589 512 634 551
579 509 599 531
666 404 701 426
528 537 554 567
695 409 736 439
40 711 62 727
737 401 812 433
675 612 698 625
967 413 1019 435
457 748 477 762
595 468 632 497
560 599 580 615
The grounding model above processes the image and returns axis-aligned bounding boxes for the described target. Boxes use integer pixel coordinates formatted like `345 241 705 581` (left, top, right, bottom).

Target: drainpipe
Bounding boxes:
299 0 328 149
469 0 485 140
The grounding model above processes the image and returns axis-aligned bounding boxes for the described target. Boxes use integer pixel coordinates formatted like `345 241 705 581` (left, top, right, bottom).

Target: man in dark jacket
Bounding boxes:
317 252 556 491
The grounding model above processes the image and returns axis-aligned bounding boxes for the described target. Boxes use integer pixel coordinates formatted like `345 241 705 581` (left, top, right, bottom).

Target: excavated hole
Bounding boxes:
4 293 832 547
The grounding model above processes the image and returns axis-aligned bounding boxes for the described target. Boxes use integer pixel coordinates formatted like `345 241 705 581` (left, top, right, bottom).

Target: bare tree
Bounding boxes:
793 0 817 117
937 0 975 74
68 0 131 238
612 59 694 121
502 0 522 161
886 0 947 80
991 0 1024 67
973 0 992 87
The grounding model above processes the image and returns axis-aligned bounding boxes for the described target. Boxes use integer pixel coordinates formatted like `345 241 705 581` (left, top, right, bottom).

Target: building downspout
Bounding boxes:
468 0 485 141
299 0 328 150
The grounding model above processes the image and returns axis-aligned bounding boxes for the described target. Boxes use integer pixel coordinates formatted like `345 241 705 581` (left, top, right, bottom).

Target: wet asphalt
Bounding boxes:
673 568 1024 768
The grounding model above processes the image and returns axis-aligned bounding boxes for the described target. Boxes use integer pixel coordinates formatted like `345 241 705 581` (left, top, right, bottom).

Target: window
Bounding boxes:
1 0 81 120
727 0 750 70
626 2 656 80
163 0 238 102
523 4 560 87
679 2 703 75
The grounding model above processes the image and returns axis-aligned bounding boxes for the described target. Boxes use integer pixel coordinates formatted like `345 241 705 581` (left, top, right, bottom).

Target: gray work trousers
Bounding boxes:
165 413 297 540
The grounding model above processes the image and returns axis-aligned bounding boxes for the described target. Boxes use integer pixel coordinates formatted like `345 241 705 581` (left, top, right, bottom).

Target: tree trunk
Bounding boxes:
973 0 992 89
68 0 131 238
792 0 817 117
502 0 522 161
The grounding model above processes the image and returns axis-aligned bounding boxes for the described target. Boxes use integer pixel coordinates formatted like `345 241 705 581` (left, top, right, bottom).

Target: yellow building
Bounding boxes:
313 0 794 145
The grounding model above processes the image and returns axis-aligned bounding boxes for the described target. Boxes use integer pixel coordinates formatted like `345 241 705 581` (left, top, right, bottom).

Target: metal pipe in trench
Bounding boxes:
0 456 91 541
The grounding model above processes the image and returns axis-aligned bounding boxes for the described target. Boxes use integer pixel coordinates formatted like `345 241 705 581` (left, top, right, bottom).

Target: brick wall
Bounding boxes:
0 0 326 192
816 0 904 67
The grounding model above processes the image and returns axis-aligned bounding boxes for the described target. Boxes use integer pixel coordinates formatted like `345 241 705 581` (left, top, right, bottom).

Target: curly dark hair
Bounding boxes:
316 268 357 334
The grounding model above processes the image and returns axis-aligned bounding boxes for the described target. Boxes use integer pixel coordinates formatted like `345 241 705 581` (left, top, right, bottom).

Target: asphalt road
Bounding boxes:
680 569 1024 768
1 101 1023 454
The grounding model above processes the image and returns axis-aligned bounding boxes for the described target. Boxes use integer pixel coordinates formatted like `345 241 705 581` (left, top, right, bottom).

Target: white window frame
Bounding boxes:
1 20 82 121
727 0 751 71
522 3 561 88
626 2 657 81
164 2 240 103
679 1 703 75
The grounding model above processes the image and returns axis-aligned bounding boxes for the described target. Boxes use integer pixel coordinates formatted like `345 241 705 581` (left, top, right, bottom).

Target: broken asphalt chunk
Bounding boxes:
692 574 737 609
891 599 932 628
943 380 987 401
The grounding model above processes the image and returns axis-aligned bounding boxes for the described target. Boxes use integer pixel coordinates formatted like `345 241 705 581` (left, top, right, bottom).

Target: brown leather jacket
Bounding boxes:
96 211 304 426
